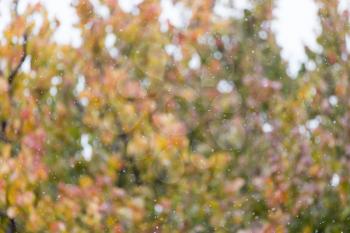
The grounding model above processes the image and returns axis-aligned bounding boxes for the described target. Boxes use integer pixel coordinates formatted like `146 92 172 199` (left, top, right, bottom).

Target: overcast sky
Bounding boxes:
0 0 349 75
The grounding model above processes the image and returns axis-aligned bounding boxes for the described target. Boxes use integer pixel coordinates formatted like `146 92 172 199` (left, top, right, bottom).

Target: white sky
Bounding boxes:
272 0 321 74
0 0 349 75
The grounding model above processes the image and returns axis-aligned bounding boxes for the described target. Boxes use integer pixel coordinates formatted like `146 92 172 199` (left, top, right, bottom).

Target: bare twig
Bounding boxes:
12 0 19 16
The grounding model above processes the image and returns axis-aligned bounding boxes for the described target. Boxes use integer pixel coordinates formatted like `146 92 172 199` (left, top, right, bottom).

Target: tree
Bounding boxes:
0 0 349 232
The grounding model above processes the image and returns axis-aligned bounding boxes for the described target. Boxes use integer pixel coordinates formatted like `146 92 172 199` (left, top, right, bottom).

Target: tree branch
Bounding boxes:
0 121 10 144
8 32 28 88
0 211 16 233
0 32 29 144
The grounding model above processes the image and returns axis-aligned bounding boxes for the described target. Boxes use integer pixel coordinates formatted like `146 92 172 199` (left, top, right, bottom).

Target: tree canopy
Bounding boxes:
0 0 350 232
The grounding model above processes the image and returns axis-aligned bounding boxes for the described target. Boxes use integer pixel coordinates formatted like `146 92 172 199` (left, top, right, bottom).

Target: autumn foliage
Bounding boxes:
0 0 350 232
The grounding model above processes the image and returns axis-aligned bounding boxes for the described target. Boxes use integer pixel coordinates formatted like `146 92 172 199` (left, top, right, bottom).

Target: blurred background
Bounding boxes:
0 0 350 232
